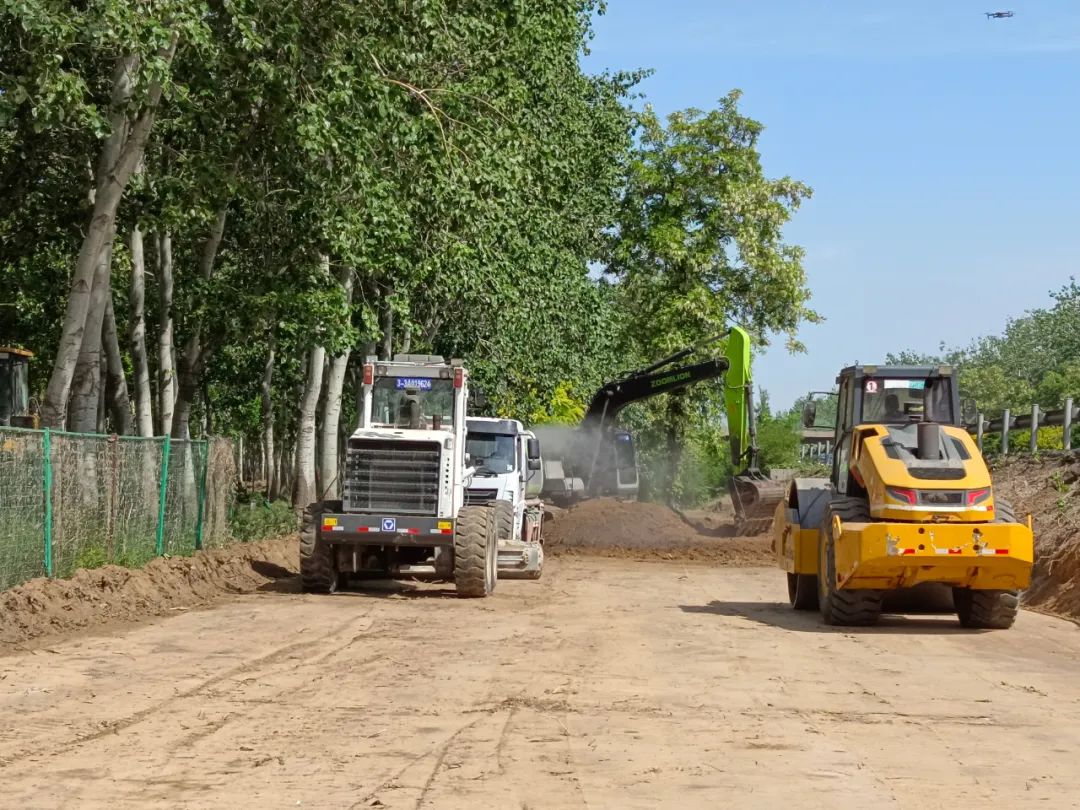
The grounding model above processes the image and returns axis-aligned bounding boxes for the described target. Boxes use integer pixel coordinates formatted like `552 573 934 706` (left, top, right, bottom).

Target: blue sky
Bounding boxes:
582 0 1080 408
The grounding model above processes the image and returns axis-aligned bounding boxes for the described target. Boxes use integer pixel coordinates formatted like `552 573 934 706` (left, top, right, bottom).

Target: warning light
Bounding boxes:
363 364 374 385
453 367 464 389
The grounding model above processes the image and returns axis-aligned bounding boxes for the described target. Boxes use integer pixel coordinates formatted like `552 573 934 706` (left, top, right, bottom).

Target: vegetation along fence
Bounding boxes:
0 428 236 591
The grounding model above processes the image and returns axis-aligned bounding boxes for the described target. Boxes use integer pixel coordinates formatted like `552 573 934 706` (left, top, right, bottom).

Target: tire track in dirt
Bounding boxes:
0 608 375 767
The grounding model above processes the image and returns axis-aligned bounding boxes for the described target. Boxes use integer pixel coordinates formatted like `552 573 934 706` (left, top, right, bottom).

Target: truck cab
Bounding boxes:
465 417 545 579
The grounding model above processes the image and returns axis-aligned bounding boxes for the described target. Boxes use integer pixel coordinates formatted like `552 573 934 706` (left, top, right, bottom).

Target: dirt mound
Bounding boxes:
0 536 298 649
993 454 1080 620
544 498 771 566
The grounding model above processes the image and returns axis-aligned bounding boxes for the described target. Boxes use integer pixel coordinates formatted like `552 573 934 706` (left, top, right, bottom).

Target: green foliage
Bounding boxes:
229 499 297 542
888 279 1080 415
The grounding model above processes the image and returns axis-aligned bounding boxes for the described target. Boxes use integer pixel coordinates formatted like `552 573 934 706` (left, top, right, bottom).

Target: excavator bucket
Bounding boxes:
728 471 787 536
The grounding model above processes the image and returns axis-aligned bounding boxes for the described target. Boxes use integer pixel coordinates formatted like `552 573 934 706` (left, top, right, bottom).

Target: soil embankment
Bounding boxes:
994 453 1080 620
544 497 771 566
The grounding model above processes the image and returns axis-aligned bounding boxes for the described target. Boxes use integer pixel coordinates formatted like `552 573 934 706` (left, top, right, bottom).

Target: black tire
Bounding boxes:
300 504 337 594
818 497 882 626
454 506 497 598
953 587 1019 629
787 572 819 611
948 496 1021 629
994 497 1017 524
492 500 515 544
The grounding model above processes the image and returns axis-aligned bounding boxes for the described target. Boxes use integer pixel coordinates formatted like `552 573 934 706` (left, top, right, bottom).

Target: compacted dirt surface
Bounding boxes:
4 546 1080 808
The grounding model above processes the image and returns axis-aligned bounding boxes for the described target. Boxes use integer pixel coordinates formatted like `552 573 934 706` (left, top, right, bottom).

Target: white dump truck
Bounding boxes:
464 417 545 579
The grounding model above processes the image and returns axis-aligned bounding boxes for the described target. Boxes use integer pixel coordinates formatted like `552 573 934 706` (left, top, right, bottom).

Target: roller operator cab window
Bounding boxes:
371 376 454 429
465 433 516 476
860 377 954 425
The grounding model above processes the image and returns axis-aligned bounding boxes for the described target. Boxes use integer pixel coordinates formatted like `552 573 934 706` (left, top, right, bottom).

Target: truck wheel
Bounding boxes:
492 500 515 544
454 506 497 598
787 572 819 611
300 504 338 594
953 588 1019 629
818 498 882 626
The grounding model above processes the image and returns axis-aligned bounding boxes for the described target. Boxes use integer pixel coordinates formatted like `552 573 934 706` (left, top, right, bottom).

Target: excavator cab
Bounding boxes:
0 348 37 429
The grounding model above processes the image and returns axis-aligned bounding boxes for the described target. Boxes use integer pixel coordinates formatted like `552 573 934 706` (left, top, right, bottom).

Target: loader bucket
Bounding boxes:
728 471 788 536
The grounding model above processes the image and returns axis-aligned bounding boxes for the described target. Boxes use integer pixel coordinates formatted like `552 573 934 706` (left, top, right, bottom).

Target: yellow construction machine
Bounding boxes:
0 347 38 429
774 363 1033 629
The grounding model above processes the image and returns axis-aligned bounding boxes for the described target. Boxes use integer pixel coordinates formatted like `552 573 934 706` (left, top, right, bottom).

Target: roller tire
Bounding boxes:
787 572 819 611
818 497 882 626
300 504 338 594
949 496 1021 629
454 506 497 598
953 588 1019 629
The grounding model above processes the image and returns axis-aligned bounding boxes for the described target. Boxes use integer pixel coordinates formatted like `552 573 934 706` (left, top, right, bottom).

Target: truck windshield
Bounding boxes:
861 377 954 425
371 377 454 429
466 432 516 475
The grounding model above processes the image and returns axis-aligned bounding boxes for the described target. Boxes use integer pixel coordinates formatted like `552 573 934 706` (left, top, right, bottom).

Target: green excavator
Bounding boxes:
539 327 786 535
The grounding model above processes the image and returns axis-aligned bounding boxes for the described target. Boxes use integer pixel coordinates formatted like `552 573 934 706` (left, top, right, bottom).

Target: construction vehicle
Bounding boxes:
537 336 730 505
465 417 545 579
773 364 1034 628
537 327 783 534
0 347 38 429
301 354 499 597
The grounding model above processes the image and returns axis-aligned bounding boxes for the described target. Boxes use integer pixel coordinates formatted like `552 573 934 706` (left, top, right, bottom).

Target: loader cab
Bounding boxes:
829 365 960 494
0 348 36 428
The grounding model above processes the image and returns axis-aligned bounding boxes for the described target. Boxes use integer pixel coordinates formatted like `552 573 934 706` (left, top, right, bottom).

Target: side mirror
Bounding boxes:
464 452 472 467
527 437 541 459
527 458 541 471
960 397 978 425
801 401 817 428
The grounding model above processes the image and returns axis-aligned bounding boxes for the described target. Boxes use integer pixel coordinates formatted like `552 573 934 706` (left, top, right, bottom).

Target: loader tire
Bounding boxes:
492 500 515 544
818 497 882 626
454 505 497 598
787 572 819 611
953 588 1019 629
300 504 338 594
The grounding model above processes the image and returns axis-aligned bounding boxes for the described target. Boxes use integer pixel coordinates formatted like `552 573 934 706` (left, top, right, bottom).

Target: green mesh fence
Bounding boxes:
0 430 47 589
0 428 238 591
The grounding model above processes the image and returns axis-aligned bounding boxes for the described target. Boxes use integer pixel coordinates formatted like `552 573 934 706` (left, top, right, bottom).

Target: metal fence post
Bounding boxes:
1030 404 1040 454
976 412 985 453
1001 408 1010 456
1065 398 1074 451
194 440 210 551
156 435 171 556
42 428 54 577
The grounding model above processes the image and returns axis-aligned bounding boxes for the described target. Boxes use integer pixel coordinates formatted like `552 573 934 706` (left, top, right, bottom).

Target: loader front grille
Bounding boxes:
344 439 441 515
466 488 498 505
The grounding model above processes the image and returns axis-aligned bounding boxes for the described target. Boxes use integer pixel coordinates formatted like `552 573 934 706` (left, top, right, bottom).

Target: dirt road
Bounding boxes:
3 557 1080 809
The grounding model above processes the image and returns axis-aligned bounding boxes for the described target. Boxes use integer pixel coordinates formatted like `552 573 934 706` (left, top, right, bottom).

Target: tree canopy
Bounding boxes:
1 2 817 507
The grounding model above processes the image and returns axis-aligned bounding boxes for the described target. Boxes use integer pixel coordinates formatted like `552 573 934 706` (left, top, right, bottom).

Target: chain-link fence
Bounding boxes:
0 428 237 590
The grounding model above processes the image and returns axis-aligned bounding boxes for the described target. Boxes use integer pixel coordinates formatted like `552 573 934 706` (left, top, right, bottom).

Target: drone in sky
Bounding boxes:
985 10 1015 19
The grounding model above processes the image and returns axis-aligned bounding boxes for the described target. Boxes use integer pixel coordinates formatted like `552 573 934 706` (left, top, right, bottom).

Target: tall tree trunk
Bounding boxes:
319 267 354 501
68 235 114 433
41 42 177 427
103 295 133 434
294 257 329 507
128 226 154 436
379 296 394 361
399 327 412 355
172 204 228 439
157 230 176 435
261 334 276 500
